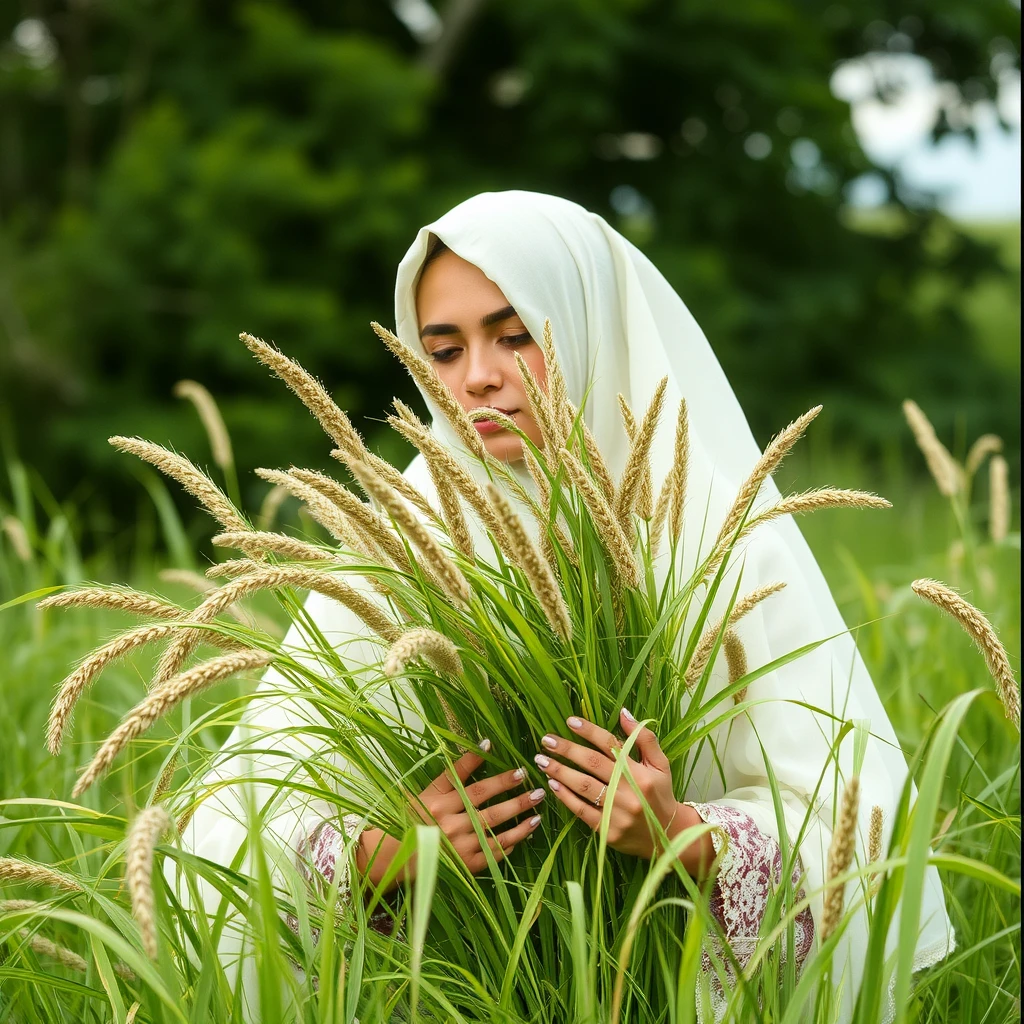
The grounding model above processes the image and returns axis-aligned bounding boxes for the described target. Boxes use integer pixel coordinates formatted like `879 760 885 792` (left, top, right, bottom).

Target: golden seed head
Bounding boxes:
172 379 234 471
127 806 172 959
902 400 964 498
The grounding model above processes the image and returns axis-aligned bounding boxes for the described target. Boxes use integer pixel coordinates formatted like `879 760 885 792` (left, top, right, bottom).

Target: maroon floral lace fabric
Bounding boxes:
688 802 815 1019
293 814 396 937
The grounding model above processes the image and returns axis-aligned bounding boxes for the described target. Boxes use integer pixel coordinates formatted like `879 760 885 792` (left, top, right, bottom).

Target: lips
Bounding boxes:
472 407 519 434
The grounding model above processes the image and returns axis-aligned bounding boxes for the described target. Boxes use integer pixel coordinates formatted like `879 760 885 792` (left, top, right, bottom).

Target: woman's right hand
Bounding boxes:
355 739 545 891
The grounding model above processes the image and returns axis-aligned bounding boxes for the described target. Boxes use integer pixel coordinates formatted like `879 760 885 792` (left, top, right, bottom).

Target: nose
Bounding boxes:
462 340 503 396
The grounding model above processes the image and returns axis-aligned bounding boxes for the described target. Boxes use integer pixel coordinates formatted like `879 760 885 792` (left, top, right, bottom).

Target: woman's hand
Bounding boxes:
356 739 545 892
534 708 702 864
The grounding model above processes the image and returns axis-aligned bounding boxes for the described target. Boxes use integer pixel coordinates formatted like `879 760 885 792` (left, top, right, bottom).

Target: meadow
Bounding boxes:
0 383 1019 1023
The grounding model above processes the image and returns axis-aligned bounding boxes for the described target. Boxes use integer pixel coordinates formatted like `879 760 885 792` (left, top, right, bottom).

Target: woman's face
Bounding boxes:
415 248 548 463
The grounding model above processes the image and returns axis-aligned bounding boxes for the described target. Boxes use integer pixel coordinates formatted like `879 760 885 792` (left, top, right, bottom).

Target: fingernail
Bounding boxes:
529 788 546 802
534 753 550 768
541 735 557 749
478 738 491 752
567 716 583 729
529 815 541 827
621 707 635 722
548 779 561 791
513 767 526 781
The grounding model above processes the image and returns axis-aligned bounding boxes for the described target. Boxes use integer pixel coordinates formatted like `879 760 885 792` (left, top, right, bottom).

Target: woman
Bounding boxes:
169 191 953 1021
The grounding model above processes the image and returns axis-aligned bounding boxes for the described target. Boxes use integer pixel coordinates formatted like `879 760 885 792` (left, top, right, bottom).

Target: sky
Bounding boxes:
833 52 1021 220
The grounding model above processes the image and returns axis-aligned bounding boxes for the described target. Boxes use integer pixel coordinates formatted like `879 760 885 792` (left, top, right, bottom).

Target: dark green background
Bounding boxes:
1 0 1019 537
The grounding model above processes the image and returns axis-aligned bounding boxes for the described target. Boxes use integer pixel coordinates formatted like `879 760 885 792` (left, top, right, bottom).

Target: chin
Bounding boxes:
483 434 526 463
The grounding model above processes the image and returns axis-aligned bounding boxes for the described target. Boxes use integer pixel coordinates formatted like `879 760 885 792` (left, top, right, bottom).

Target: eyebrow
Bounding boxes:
420 304 518 338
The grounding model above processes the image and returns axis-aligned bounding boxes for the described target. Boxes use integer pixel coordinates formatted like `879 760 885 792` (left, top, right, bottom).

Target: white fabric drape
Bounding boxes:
169 190 952 1022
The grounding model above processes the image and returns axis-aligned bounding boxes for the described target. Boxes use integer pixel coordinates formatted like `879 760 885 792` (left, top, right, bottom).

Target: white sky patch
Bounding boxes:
833 53 1021 219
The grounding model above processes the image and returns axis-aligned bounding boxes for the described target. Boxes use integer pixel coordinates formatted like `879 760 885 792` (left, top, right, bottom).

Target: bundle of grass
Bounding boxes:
41 325 903 1021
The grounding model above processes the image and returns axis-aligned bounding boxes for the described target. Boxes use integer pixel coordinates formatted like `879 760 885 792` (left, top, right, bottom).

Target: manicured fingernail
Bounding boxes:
529 788 546 802
529 815 541 827
534 753 550 768
621 707 635 722
541 735 557 749
513 767 526 781
567 716 583 729
478 738 491 752
548 778 561 791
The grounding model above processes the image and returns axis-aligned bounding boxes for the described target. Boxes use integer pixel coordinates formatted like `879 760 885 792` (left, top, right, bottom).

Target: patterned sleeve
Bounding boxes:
687 802 815 1022
293 814 396 937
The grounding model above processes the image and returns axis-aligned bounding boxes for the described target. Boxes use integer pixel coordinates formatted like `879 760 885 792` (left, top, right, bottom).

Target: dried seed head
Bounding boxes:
254 468 363 552
127 806 171 959
348 459 471 606
868 805 884 864
419 449 475 561
568 403 617 505
212 530 331 563
513 351 560 457
668 399 690 543
258 484 290 529
384 628 464 677
0 858 83 893
370 322 486 459
486 483 572 640
911 578 1019 729
965 433 1003 480
686 583 787 689
109 436 247 532
158 568 215 594
17 931 89 973
822 776 860 941
559 448 640 588
38 587 185 621
989 455 1010 543
1 516 31 561
74 651 274 796
723 630 748 703
541 320 573 445
902 400 963 498
172 380 234 471
241 333 367 454
615 379 666 525
47 623 177 755
384 419 507 551
206 558 260 579
713 406 822 556
704 488 890 583
284 468 410 568
159 564 403 684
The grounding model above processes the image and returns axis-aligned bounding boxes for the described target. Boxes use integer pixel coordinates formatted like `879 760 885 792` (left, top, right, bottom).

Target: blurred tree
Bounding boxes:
0 0 1019 538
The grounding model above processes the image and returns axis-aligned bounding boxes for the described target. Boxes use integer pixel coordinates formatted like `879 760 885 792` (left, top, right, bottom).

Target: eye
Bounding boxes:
499 333 533 348
429 347 461 363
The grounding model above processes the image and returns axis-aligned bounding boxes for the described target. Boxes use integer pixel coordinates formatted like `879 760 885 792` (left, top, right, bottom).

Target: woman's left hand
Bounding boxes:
534 707 683 859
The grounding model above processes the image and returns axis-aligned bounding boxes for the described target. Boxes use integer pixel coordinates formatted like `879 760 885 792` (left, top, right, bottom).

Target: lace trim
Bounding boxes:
688 802 814 1024
293 814 396 939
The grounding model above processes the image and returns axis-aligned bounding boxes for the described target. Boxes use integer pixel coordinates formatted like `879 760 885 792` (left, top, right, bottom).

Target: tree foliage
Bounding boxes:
0 0 1018 529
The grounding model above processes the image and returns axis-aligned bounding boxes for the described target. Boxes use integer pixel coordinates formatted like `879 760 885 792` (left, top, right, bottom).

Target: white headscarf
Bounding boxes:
174 190 953 1022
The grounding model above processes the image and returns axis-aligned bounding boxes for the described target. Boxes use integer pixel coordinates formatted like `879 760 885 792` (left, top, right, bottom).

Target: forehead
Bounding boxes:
415 249 513 322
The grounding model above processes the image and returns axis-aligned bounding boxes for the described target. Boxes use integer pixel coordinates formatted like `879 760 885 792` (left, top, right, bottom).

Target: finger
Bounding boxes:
619 708 670 771
432 737 492 795
545 776 603 830
462 766 532 809
565 715 628 760
454 782 548 831
533 751 608 805
538 732 616 782
470 814 543 870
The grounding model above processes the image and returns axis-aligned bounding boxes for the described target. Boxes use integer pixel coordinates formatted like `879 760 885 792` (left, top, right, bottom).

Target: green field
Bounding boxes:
0 400 1019 1021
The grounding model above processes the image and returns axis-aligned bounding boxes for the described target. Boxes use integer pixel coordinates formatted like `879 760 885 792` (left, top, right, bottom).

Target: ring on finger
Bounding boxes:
594 784 608 809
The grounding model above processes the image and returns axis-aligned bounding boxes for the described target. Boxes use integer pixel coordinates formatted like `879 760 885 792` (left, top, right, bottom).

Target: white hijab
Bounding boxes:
393 191 953 1019
175 190 952 1022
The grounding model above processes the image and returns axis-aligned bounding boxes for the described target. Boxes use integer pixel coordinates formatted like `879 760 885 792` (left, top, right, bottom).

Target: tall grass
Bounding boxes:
0 360 1018 1023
